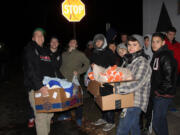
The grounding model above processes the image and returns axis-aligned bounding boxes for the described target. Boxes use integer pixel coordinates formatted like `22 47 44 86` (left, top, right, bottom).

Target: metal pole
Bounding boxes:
73 23 76 39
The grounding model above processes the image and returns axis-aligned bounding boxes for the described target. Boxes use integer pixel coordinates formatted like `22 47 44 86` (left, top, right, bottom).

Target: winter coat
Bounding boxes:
115 50 152 112
91 34 117 68
49 48 64 78
23 41 56 91
165 38 180 73
60 49 90 82
151 45 178 98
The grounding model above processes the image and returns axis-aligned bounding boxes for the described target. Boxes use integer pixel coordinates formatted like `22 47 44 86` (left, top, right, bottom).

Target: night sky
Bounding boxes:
0 0 142 53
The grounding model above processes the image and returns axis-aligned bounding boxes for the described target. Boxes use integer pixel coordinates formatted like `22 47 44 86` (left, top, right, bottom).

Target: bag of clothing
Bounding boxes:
88 64 133 83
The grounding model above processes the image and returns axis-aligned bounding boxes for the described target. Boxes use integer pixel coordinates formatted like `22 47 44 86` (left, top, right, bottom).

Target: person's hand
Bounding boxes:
74 71 78 76
39 86 49 97
91 63 94 68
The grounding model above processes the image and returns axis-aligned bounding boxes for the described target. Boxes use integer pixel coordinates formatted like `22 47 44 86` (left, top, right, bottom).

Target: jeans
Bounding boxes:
153 97 172 135
116 107 141 135
102 110 115 124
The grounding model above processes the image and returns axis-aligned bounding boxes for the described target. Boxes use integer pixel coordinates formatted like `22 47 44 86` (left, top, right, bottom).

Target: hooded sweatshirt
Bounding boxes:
91 34 116 68
144 34 153 63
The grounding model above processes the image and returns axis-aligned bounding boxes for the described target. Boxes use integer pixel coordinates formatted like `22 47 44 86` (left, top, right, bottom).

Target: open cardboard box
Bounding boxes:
87 80 134 111
34 86 83 113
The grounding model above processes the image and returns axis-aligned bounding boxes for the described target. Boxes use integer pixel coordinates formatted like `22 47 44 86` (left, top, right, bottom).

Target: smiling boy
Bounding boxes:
151 33 177 135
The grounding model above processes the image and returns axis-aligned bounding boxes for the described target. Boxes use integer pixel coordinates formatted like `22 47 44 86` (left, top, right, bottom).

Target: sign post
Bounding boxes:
62 0 86 38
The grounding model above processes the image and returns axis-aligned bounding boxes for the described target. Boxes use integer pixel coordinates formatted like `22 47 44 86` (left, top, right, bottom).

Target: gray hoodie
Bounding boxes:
93 34 107 51
144 34 153 63
132 34 144 48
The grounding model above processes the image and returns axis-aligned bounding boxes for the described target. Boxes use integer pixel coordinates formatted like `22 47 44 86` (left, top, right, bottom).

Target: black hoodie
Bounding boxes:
23 41 57 91
90 34 116 68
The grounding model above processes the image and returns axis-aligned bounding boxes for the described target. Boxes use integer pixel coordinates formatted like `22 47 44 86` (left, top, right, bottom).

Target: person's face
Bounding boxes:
50 38 59 50
152 36 165 52
109 44 116 52
32 31 44 46
166 31 176 42
69 39 78 49
95 40 104 48
144 38 149 48
127 41 141 54
88 44 93 49
121 35 128 43
118 48 127 57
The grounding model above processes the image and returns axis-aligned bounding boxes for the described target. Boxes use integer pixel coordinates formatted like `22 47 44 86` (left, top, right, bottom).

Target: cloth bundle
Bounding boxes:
43 76 74 98
88 64 133 83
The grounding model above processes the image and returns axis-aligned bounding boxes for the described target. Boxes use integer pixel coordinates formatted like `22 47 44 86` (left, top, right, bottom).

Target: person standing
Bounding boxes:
144 34 153 63
23 28 56 135
91 34 117 132
84 40 94 59
116 43 128 67
116 35 152 135
59 39 90 126
49 36 64 78
165 26 180 86
151 33 177 135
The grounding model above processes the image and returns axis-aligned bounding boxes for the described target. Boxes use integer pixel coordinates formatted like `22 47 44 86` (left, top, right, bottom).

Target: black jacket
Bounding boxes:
23 41 57 91
49 48 64 78
150 45 178 97
90 48 117 68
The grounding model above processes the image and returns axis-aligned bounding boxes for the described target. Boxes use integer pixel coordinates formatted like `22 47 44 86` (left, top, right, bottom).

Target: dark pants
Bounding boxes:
140 95 153 129
153 97 172 135
102 110 115 124
176 74 180 86
59 106 83 120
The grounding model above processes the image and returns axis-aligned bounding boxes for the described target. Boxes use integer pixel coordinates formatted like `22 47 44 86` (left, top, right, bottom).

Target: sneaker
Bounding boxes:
28 118 35 128
91 119 107 126
57 115 71 121
102 123 115 132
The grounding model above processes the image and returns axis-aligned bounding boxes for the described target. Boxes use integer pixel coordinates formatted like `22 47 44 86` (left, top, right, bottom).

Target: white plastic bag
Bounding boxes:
84 66 92 87
72 75 80 86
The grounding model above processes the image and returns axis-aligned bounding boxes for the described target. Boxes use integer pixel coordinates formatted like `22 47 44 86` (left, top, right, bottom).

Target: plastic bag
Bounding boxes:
84 66 92 87
72 75 80 86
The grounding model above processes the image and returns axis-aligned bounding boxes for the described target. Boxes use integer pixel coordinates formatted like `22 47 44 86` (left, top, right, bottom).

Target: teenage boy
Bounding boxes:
91 34 117 132
23 28 56 135
165 26 180 85
151 33 177 135
59 39 90 126
115 35 152 135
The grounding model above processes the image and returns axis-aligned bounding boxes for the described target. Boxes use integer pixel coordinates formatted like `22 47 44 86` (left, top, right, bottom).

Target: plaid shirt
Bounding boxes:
116 56 152 112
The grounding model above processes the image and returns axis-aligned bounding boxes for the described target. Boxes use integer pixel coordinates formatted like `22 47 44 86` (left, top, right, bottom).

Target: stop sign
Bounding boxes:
62 0 85 22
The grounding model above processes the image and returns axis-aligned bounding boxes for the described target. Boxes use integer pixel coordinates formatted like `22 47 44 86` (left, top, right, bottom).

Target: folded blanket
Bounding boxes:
43 76 74 98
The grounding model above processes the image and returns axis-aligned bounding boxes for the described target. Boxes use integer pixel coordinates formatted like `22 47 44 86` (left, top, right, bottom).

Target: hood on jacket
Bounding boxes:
132 34 144 49
93 34 107 51
144 34 152 49
116 43 127 53
143 34 153 62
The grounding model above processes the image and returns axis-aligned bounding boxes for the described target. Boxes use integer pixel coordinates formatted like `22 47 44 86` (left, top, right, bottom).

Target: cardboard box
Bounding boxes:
95 93 134 111
87 80 134 111
87 80 101 96
34 87 83 113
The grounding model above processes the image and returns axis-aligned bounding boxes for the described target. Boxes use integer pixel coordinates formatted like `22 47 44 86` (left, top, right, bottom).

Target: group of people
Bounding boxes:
23 26 180 135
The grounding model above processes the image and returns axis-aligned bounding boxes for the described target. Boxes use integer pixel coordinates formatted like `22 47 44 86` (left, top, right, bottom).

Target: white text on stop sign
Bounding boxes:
63 5 84 14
